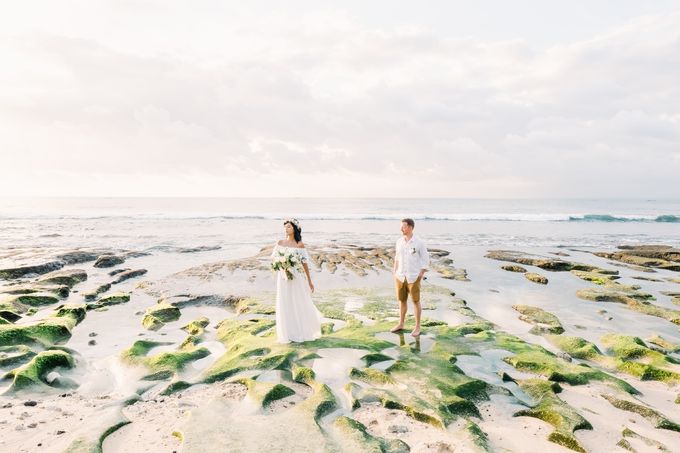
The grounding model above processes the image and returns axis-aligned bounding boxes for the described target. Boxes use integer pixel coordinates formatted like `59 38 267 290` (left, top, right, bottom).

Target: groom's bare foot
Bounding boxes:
390 324 404 333
411 328 421 337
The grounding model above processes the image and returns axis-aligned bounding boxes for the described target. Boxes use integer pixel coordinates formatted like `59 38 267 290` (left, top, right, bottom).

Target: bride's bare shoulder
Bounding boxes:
297 242 306 248
276 240 285 246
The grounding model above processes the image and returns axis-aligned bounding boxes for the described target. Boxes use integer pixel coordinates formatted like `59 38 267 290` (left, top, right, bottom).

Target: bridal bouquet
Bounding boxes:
271 250 305 280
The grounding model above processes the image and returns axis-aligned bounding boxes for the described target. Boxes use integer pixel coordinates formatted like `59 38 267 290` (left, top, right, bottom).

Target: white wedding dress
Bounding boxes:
272 244 323 343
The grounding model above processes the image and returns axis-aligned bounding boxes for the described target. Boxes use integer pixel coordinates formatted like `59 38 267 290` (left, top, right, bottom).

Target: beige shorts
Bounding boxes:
395 276 421 303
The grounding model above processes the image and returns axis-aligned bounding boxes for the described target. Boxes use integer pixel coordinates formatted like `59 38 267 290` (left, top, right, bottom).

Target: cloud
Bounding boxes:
0 3 679 197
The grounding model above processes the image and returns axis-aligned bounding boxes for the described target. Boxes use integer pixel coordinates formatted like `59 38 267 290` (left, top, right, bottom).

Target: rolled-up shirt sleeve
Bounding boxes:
419 241 430 270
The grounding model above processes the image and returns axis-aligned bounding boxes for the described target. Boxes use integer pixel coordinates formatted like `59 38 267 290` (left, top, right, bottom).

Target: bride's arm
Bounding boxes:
302 261 315 293
299 243 314 293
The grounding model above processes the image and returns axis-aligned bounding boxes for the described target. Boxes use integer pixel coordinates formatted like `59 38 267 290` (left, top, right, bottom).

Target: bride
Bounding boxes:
271 218 322 344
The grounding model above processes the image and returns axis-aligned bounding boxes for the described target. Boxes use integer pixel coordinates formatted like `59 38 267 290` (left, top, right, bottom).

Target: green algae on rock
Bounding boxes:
93 254 126 268
37 268 88 288
182 316 210 336
493 332 639 394
111 268 148 284
82 283 112 301
86 292 131 310
122 338 210 375
601 393 680 432
142 302 181 331
349 367 395 385
570 270 620 285
502 265 526 273
576 283 680 325
331 416 410 453
512 305 564 334
3 349 75 392
0 344 36 368
0 304 85 347
236 377 296 408
514 379 592 453
646 334 680 353
0 260 64 280
485 250 613 273
617 427 671 452
545 335 601 360
0 293 61 313
594 245 680 272
524 273 548 285
62 405 131 453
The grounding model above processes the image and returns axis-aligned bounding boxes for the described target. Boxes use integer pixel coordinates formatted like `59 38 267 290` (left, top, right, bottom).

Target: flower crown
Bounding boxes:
285 218 300 229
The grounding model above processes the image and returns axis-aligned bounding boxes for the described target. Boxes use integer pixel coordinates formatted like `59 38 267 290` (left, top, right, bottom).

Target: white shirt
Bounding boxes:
394 235 430 283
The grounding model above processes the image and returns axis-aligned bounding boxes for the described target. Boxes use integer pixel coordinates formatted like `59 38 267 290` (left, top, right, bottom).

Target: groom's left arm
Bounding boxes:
418 241 430 279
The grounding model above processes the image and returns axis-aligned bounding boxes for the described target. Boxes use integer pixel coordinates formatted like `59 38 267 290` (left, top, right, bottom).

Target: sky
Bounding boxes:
1 1 679 198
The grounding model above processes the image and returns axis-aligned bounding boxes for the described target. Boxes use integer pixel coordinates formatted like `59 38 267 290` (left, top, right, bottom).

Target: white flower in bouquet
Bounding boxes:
270 249 306 280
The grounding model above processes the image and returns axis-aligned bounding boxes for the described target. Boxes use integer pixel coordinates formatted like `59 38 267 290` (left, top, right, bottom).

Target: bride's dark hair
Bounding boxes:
284 219 302 243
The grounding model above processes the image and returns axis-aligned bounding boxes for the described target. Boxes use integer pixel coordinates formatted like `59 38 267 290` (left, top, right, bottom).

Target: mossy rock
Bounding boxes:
502 347 638 394
142 303 181 331
514 379 591 453
512 305 564 334
332 416 410 453
0 310 21 323
546 335 601 360
570 270 620 285
87 292 130 310
82 283 111 301
37 269 88 288
182 317 210 336
0 312 81 347
233 297 276 315
141 315 164 331
155 346 210 373
3 283 70 298
159 380 193 396
121 339 210 374
122 339 172 359
111 268 148 284
0 260 64 279
502 265 526 273
619 427 670 452
93 255 125 268
141 370 174 381
62 405 130 453
295 379 337 423
0 345 36 368
3 350 75 392
525 273 548 285
361 352 394 367
54 304 87 326
577 285 680 325
0 293 60 311
466 421 490 452
646 334 680 352
595 247 680 271
600 333 680 374
349 367 395 385
485 250 604 272
237 378 296 407
292 365 316 384
203 318 303 383
601 393 680 432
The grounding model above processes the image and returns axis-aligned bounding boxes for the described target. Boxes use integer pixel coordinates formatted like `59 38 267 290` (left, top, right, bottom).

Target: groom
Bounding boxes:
391 218 430 337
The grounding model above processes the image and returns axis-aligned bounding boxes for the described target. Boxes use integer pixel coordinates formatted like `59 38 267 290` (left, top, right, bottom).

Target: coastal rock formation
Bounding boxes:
594 245 680 272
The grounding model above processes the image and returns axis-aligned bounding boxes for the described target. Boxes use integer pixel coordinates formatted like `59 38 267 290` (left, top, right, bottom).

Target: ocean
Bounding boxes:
1 197 679 254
